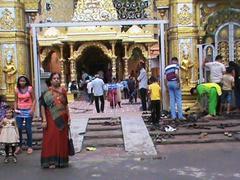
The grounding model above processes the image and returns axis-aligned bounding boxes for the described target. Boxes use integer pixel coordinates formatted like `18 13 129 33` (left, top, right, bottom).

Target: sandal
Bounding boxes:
14 147 22 155
13 156 17 163
49 165 56 169
27 148 33 154
4 157 9 163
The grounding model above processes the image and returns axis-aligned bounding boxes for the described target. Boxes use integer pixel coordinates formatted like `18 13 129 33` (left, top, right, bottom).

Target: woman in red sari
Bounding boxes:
40 73 71 169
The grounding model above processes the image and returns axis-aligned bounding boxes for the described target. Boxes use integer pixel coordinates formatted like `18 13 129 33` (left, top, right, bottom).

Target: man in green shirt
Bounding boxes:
190 83 222 117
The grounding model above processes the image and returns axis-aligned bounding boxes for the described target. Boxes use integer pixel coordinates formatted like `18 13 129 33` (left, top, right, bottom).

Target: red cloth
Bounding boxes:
107 90 117 107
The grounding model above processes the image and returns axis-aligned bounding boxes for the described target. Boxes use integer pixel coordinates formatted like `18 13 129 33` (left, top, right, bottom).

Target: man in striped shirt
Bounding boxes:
164 57 185 120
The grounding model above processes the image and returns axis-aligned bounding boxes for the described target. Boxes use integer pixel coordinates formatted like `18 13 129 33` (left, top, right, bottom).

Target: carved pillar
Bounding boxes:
111 41 117 78
0 1 28 101
69 43 76 81
59 44 66 87
112 57 117 78
147 44 152 77
169 0 199 110
169 0 198 89
123 43 129 79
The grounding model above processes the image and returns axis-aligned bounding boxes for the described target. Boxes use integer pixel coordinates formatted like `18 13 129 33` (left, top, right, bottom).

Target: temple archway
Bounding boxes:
76 46 112 82
128 46 147 79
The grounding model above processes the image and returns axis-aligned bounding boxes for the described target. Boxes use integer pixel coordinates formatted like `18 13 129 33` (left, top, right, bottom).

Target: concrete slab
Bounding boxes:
121 113 157 156
70 117 88 153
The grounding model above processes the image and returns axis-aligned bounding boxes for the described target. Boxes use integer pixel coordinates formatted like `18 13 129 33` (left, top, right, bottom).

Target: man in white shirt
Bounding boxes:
137 61 148 111
91 74 105 113
86 80 93 104
204 55 226 114
204 55 226 83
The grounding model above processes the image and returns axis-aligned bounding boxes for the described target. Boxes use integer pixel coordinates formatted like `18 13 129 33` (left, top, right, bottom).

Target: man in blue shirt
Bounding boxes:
165 57 185 120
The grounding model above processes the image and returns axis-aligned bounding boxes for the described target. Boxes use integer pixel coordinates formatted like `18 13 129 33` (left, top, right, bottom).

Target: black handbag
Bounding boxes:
68 128 75 156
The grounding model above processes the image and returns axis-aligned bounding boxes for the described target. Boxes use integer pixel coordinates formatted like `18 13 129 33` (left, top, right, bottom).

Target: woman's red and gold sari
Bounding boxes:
41 87 69 168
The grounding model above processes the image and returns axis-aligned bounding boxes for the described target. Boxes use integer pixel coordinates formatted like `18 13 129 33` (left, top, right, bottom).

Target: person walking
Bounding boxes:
40 72 71 169
165 57 185 120
91 74 105 113
128 76 137 103
137 60 148 111
14 75 35 155
148 76 161 126
121 79 129 99
86 80 93 104
0 106 19 163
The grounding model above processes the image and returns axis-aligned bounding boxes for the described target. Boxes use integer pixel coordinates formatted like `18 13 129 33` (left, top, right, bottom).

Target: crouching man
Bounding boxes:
190 83 222 117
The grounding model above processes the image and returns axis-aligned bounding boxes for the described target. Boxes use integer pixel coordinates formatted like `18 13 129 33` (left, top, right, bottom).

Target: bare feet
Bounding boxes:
27 148 33 154
14 147 22 155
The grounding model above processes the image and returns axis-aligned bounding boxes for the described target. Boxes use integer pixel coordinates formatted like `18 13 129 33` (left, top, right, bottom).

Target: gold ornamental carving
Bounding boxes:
218 41 229 65
0 9 16 30
178 4 192 25
72 0 118 21
73 42 112 60
234 41 240 63
128 44 148 59
17 44 26 75
23 0 39 11
2 51 17 95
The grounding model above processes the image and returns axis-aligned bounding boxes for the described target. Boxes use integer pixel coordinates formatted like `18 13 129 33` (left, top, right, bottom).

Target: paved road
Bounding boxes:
0 142 239 180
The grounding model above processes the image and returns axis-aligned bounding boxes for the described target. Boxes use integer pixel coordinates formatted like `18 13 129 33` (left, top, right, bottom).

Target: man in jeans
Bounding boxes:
165 57 185 120
91 74 105 113
137 61 148 111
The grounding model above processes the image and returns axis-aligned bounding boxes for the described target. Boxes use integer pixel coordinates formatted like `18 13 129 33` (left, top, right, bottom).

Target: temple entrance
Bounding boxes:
76 46 112 82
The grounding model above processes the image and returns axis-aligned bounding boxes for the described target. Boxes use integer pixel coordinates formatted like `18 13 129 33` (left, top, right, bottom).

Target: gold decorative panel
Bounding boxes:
23 0 39 11
178 4 193 26
72 0 118 21
39 0 74 22
0 8 16 31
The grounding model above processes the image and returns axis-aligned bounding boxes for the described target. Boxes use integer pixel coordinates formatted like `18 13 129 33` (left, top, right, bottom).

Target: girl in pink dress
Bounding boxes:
0 106 19 163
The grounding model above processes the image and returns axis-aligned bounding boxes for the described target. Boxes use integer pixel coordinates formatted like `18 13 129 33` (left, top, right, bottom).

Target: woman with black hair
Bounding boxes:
40 72 71 169
229 61 240 111
14 75 35 155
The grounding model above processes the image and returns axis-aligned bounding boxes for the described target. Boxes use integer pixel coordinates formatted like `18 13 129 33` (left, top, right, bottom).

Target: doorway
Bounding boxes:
76 46 111 82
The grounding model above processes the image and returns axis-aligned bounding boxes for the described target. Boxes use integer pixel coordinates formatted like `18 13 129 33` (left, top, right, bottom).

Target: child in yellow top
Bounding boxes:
148 76 161 126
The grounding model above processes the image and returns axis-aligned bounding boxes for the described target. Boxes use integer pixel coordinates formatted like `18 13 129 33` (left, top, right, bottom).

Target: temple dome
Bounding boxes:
127 25 145 35
43 27 60 37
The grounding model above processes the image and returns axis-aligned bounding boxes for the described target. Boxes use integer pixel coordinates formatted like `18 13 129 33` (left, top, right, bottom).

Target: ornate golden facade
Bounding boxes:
0 0 240 107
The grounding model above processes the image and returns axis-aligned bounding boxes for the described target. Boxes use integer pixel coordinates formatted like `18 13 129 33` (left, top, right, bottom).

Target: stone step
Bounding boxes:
150 126 240 136
87 125 121 131
155 133 238 145
89 117 112 120
22 133 42 141
84 130 123 139
83 138 124 147
88 120 121 125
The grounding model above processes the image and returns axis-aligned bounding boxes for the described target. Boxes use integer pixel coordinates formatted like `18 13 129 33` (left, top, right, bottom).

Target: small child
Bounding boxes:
0 106 19 163
221 67 235 114
148 76 161 126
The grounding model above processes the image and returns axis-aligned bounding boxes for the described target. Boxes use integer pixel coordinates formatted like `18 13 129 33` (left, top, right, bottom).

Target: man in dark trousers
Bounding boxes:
137 60 148 111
